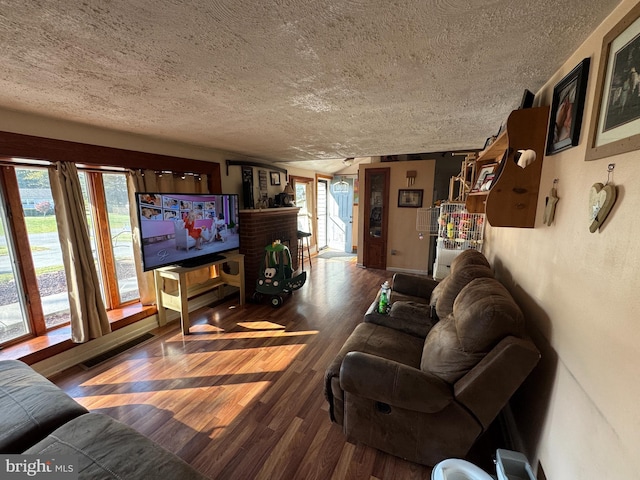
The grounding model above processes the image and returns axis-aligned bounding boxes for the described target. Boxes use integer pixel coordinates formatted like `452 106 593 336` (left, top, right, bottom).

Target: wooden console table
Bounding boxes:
153 253 245 334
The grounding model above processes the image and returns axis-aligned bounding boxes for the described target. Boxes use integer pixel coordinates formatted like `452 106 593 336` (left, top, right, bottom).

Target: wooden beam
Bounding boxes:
226 159 287 178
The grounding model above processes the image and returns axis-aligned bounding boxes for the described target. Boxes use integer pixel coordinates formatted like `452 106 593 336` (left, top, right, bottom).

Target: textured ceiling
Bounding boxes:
0 0 621 170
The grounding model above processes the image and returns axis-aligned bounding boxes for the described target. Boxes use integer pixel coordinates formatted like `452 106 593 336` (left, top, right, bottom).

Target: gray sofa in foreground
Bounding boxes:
0 360 208 479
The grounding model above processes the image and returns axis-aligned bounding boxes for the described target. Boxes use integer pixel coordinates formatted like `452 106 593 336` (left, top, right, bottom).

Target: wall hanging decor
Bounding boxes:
398 189 423 208
547 58 590 155
589 163 617 233
586 3 640 160
543 179 559 226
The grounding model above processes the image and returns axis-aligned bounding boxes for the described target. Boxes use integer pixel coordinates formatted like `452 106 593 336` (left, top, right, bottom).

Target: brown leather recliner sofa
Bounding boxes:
325 250 540 466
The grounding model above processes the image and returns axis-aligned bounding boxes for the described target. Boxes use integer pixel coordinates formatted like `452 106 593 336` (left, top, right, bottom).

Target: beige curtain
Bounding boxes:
49 162 111 343
127 169 209 304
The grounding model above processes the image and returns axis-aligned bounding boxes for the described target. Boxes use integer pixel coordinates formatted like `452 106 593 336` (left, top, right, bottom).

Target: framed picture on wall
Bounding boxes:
587 3 640 160
547 58 591 155
471 163 498 192
398 189 423 208
270 171 281 185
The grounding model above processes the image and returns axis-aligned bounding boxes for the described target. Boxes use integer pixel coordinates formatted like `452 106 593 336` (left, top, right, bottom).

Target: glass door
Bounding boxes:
363 168 389 269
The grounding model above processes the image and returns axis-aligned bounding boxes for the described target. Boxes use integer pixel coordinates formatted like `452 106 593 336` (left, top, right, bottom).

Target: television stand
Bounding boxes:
153 253 245 334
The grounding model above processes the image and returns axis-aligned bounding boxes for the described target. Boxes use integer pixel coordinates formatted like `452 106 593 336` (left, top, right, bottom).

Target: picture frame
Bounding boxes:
519 89 535 109
586 3 640 160
471 163 498 192
270 171 280 186
397 189 423 208
547 58 591 155
479 173 495 192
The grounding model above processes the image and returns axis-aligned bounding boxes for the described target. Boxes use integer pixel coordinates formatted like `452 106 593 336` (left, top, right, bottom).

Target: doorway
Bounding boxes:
363 167 389 269
328 176 354 252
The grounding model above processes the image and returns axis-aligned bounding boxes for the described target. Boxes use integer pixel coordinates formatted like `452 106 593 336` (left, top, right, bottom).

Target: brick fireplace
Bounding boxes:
239 208 300 298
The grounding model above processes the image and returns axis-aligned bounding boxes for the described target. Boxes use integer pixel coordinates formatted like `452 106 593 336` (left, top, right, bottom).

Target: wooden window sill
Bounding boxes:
0 303 157 365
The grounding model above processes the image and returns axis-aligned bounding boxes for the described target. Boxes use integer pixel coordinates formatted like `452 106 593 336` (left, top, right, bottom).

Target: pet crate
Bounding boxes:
417 202 485 280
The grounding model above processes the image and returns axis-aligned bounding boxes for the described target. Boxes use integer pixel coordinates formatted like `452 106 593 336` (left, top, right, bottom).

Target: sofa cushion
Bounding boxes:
420 316 485 383
391 291 428 304
391 273 438 303
428 278 446 307
454 278 524 352
387 301 437 337
434 265 493 320
450 249 491 273
25 413 208 479
421 278 524 383
0 360 88 453
428 250 490 309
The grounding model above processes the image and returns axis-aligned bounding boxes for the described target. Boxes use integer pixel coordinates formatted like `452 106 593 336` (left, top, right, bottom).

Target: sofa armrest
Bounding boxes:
454 336 540 429
392 273 439 300
0 360 88 453
340 351 453 413
25 413 209 479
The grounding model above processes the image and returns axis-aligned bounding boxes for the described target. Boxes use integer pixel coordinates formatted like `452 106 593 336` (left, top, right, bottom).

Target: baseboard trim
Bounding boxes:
387 267 429 276
32 315 161 378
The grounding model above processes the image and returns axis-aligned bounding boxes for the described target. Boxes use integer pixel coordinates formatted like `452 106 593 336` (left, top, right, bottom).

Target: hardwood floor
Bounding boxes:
51 257 498 479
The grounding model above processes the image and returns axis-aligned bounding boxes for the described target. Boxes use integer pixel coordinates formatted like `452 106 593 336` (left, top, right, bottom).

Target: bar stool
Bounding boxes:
297 230 312 270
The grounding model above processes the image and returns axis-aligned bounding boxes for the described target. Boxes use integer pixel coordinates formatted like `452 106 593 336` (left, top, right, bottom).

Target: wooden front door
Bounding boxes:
363 168 389 269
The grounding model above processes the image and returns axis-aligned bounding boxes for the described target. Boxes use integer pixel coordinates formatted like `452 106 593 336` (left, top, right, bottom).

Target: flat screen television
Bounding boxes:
135 192 240 271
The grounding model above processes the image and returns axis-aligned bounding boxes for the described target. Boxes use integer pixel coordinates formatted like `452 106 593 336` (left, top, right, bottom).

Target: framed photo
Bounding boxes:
270 171 280 186
479 173 495 192
471 163 498 192
398 189 423 208
547 58 591 155
586 3 640 160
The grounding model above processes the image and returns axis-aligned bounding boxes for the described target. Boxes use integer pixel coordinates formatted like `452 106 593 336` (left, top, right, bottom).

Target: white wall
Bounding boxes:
484 1 640 477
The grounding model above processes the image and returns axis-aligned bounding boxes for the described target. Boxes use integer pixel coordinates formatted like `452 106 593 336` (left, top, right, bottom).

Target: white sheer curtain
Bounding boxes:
127 169 209 305
49 162 111 343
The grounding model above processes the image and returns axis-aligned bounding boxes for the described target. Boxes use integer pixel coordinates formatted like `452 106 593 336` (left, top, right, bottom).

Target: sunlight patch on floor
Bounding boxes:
236 320 285 330
165 329 319 341
189 324 225 333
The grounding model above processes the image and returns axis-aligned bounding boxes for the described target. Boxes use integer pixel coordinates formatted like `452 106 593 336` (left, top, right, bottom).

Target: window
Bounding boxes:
0 164 140 348
79 172 138 307
0 192 30 344
15 167 71 330
0 130 220 349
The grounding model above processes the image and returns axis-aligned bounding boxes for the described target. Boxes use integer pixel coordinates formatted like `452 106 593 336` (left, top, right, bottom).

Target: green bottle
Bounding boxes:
378 281 390 314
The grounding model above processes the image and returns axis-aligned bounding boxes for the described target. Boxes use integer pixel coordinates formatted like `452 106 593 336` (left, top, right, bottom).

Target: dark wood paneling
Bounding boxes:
0 131 223 192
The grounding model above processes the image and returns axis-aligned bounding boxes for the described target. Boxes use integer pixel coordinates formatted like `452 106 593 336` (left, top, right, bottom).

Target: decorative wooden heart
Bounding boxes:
589 182 617 233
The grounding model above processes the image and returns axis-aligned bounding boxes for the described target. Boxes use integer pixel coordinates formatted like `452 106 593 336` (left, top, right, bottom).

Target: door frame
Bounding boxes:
316 174 332 251
363 167 390 269
290 175 316 255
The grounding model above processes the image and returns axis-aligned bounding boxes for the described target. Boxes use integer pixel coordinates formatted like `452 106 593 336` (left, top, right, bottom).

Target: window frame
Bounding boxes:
0 130 222 348
86 171 124 309
0 166 47 341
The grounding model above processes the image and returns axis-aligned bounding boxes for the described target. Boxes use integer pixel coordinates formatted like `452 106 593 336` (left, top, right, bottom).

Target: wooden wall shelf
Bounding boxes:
466 106 550 228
